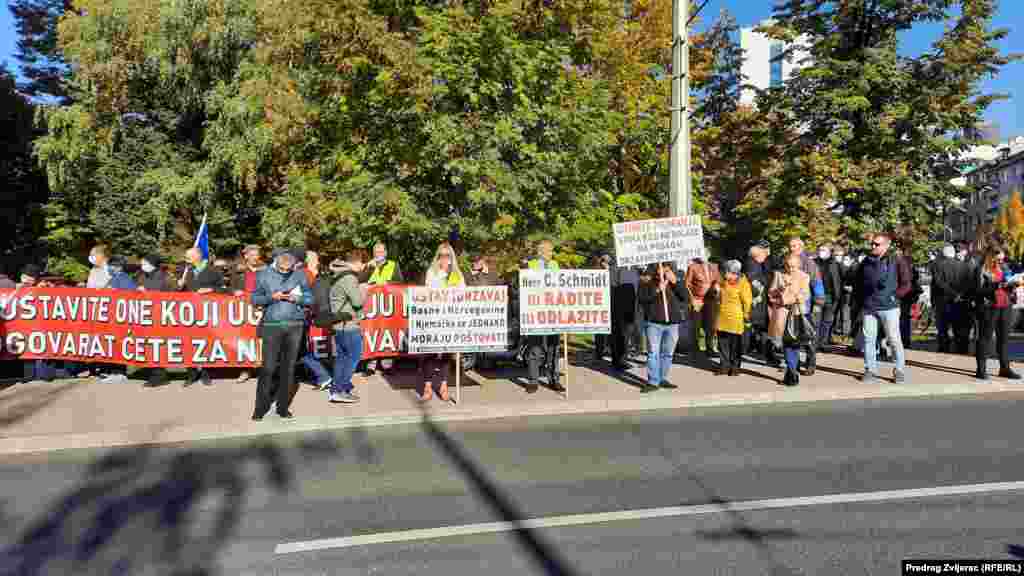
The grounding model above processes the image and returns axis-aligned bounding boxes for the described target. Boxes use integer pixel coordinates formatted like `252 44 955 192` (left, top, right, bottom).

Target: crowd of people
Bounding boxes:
3 231 1022 418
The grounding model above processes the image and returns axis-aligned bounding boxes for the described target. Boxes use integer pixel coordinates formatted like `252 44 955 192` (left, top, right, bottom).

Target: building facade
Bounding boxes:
947 137 1024 244
739 20 809 106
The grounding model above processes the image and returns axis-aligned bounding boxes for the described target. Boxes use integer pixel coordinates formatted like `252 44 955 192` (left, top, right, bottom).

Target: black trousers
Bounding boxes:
610 319 628 366
952 301 974 355
688 298 718 363
802 308 820 369
254 324 304 417
526 335 560 385
593 334 609 360
718 332 744 372
976 307 1013 373
900 299 914 350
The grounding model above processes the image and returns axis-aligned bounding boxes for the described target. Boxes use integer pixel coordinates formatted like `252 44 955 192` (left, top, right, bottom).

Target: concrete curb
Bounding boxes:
0 378 1018 455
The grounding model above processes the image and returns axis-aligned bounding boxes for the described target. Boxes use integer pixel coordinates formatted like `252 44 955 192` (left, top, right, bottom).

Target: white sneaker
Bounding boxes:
102 374 128 383
319 378 333 391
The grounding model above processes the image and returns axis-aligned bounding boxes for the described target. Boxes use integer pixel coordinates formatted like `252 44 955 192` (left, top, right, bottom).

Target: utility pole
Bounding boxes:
669 0 690 217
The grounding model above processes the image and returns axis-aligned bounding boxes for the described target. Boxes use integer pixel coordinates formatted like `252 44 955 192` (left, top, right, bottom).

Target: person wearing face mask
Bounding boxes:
929 245 961 354
523 239 565 393
87 244 112 289
815 244 843 348
972 246 1022 381
832 246 853 341
138 254 172 292
251 249 314 419
135 254 172 386
106 256 138 291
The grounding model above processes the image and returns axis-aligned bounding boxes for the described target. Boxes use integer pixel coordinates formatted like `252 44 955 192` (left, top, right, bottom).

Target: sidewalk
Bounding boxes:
0 347 1019 455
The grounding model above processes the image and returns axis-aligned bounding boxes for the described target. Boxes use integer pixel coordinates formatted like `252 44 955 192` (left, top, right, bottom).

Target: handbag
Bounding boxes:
783 303 814 346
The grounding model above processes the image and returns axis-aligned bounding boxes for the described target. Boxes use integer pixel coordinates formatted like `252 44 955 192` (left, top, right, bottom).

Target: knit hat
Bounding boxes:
725 260 742 275
755 240 770 250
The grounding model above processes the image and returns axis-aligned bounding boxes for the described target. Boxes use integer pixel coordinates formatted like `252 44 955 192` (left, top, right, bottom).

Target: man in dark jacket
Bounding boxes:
853 233 908 384
138 253 172 292
135 253 172 387
815 244 843 348
895 240 919 350
930 245 962 353
178 247 224 295
178 247 224 386
106 256 138 291
251 248 314 420
609 259 637 371
638 261 686 392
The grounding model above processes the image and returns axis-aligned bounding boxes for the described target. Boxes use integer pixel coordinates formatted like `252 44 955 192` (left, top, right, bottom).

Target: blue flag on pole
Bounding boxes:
193 214 209 261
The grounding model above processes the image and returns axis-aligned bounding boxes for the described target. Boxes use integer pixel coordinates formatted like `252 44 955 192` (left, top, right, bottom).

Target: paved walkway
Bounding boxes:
0 346 1020 454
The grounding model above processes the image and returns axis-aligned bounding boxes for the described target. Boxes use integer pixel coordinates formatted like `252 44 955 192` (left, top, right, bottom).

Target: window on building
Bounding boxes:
769 43 784 87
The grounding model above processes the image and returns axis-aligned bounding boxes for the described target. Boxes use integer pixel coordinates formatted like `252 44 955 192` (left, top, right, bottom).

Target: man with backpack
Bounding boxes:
328 251 366 404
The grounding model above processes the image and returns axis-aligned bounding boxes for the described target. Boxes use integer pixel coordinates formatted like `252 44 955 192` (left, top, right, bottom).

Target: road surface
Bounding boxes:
1 394 1023 575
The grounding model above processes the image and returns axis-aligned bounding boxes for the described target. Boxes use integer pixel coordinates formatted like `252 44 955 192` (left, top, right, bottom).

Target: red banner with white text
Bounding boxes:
0 285 410 367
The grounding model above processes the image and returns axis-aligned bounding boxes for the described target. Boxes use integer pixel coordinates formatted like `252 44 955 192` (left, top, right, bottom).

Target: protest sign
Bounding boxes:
518 270 610 336
613 215 704 269
0 287 262 367
407 286 508 354
0 285 411 367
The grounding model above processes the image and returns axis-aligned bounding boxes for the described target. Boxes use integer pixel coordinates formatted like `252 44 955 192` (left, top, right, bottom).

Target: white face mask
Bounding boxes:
818 250 831 260
141 262 156 274
88 254 98 267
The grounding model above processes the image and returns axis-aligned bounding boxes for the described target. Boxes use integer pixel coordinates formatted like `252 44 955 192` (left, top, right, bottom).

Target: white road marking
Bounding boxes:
274 480 1024 554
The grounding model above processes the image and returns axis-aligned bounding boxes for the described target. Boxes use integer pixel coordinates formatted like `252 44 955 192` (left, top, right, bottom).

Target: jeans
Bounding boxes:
818 302 836 346
302 351 331 386
254 324 304 417
332 328 362 395
646 323 679 386
784 346 800 373
862 307 905 375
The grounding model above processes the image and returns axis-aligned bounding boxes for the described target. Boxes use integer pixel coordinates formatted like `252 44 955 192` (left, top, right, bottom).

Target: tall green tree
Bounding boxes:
753 0 1018 250
8 0 73 100
0 65 49 275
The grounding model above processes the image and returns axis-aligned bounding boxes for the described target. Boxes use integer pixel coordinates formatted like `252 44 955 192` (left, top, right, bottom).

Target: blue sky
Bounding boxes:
1 0 1022 136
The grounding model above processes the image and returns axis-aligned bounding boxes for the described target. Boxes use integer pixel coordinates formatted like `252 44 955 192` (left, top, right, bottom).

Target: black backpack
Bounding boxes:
312 276 338 328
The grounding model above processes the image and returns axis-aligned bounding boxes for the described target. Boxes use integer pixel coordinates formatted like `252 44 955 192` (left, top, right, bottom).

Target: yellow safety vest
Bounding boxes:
446 269 464 287
527 259 560 271
368 260 397 285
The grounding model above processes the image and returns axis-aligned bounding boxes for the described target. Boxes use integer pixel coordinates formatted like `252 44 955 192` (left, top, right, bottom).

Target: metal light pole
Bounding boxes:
669 0 691 217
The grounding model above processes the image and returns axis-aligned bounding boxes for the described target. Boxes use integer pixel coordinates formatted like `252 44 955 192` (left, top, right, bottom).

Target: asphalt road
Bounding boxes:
2 394 1024 575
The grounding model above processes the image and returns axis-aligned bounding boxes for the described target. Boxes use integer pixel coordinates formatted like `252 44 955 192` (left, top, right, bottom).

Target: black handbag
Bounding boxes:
783 304 814 346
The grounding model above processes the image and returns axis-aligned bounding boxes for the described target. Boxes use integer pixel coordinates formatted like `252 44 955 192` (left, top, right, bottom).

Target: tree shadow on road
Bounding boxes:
651 448 804 576
419 410 582 576
0 429 377 576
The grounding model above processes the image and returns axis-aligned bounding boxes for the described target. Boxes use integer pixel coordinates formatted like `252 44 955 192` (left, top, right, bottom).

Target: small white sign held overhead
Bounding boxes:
613 215 705 269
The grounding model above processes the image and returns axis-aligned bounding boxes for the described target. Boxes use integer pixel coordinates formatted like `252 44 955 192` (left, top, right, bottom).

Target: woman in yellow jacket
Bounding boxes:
716 260 753 376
